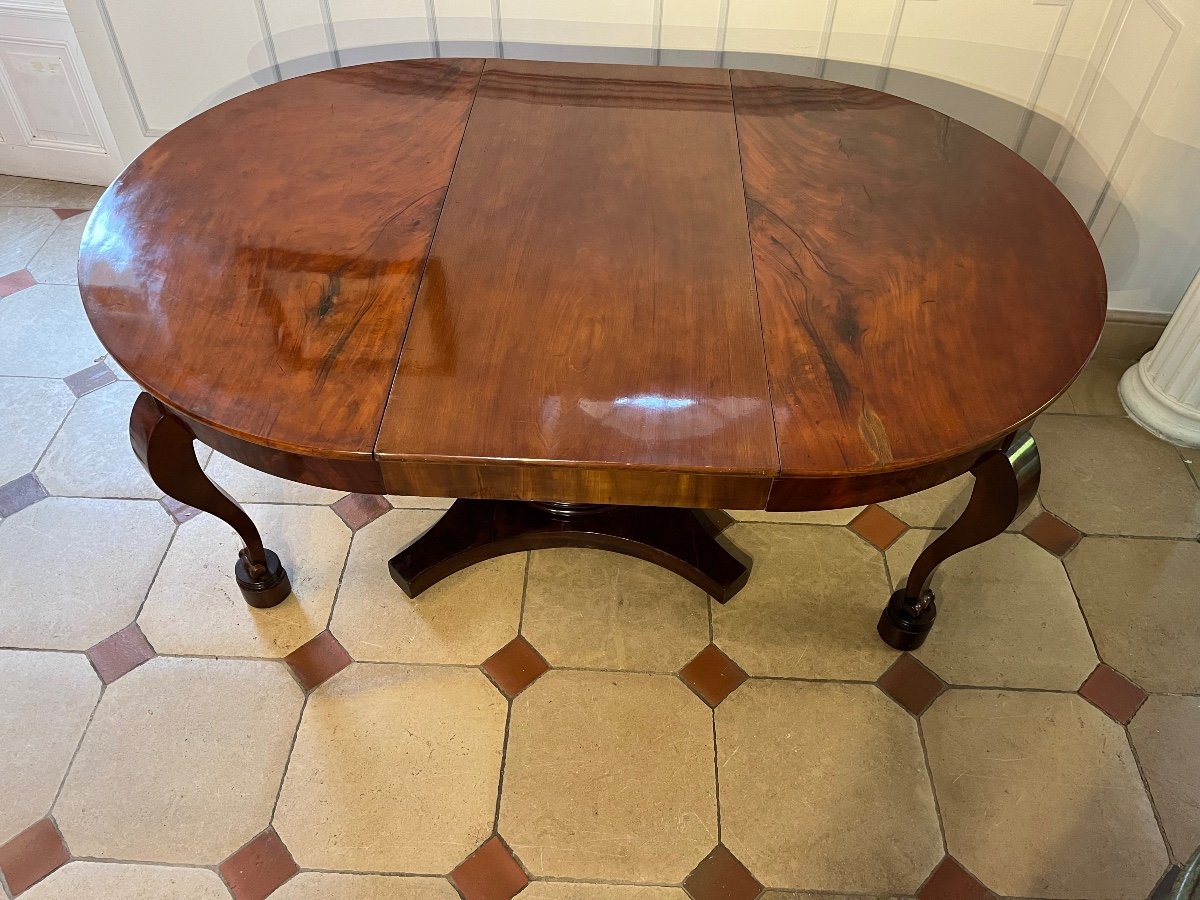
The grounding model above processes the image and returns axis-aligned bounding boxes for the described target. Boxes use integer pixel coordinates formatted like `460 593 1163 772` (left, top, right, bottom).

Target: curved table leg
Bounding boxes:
877 430 1040 650
389 499 751 602
129 391 292 608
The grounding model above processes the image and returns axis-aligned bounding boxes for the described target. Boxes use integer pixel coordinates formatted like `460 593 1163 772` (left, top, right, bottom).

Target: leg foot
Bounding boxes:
130 392 292 609
877 430 1040 650
389 499 751 602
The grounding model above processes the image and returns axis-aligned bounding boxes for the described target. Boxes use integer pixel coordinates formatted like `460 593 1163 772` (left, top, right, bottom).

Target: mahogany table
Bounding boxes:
79 59 1105 651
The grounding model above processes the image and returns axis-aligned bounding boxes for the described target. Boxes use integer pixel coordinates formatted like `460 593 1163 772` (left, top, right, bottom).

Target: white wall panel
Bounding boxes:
435 0 497 57
328 0 433 66
823 0 903 85
98 0 271 131
723 0 833 75
500 0 656 63
659 0 721 67
261 0 336 79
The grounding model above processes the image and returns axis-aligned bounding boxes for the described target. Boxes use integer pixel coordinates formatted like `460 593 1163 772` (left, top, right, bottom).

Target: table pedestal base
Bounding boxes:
389 500 751 602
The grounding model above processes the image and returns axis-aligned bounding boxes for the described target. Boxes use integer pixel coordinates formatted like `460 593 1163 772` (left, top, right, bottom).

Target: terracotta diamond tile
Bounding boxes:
481 636 549 699
683 843 762 900
917 856 995 900
218 827 298 900
0 474 48 517
0 818 70 896
52 208 88 220
86 623 156 684
877 652 946 716
159 496 201 524
1079 663 1148 725
679 643 748 707
449 836 528 900
1022 511 1083 556
284 630 352 691
62 363 117 398
0 268 36 299
849 504 908 550
331 493 390 531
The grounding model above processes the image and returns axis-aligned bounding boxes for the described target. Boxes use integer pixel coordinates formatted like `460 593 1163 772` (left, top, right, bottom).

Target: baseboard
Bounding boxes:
1105 308 1172 326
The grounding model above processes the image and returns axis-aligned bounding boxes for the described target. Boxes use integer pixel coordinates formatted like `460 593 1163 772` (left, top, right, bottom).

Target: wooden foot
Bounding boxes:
877 430 1041 650
129 392 292 608
389 500 751 602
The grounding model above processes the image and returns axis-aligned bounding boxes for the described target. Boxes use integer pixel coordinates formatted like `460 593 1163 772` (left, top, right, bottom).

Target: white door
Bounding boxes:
0 0 121 185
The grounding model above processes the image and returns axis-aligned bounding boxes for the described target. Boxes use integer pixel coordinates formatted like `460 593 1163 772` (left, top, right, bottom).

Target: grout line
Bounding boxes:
131 520 180 623
47 679 106 813
1125 719 1177 865
915 716 950 858
491 553 529 835
268 692 310 823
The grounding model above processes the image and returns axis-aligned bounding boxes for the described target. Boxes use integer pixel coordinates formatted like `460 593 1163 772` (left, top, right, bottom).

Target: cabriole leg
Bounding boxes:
877 430 1040 650
129 391 291 608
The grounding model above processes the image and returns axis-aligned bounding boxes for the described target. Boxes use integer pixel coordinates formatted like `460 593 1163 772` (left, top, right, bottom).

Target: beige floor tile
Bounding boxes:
0 284 107 378
1066 537 1200 694
273 872 459 899
0 498 173 650
26 213 88 285
1054 356 1133 417
275 664 505 873
882 474 971 528
521 886 688 900
886 531 1096 688
0 176 105 208
139 504 351 658
0 206 59 272
20 861 229 899
0 376 74 484
924 689 1167 899
0 651 100 844
500 670 716 882
1035 416 1200 538
204 451 346 504
1094 320 1163 359
760 895 908 900
331 510 523 664
55 657 302 863
103 353 133 380
726 506 865 525
711 524 897 680
388 494 454 509
36 381 210 499
718 680 941 893
522 548 709 671
1129 694 1200 862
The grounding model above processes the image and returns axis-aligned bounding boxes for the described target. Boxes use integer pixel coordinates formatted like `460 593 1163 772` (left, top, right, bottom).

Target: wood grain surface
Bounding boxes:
78 59 1106 509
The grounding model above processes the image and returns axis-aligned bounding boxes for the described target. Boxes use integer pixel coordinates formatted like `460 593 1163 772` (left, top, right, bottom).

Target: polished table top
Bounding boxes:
79 58 1106 510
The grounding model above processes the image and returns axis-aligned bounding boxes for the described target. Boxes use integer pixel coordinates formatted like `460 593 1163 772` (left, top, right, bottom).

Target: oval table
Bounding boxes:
79 58 1105 651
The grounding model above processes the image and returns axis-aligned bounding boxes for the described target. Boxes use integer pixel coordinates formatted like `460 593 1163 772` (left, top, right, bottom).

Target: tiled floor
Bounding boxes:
0 174 1198 900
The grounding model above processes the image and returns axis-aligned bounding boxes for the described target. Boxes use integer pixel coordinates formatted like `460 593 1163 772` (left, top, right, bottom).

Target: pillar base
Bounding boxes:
1119 361 1200 449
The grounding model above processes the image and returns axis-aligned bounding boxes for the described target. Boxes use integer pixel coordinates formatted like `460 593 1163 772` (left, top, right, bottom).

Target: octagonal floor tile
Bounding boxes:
330 510 524 664
0 376 74 486
36 381 207 499
55 657 303 864
20 861 229 899
1035 416 1200 538
0 651 100 844
274 664 506 873
0 284 107 379
26 214 87 286
522 548 710 672
711 524 897 680
204 451 346 505
923 689 1167 899
717 680 941 894
271 872 459 899
886 532 1097 689
139 504 351 658
1066 536 1200 694
1129 694 1200 862
499 670 716 883
0 498 174 650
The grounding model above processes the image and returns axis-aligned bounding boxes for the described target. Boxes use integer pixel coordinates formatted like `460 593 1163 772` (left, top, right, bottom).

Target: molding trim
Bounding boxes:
0 2 69 20
425 0 440 57
318 0 341 68
1014 0 1072 153
878 0 906 91
1106 308 1172 325
251 0 281 82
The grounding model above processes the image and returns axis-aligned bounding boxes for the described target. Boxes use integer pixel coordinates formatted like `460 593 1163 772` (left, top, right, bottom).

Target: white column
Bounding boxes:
1119 270 1200 448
